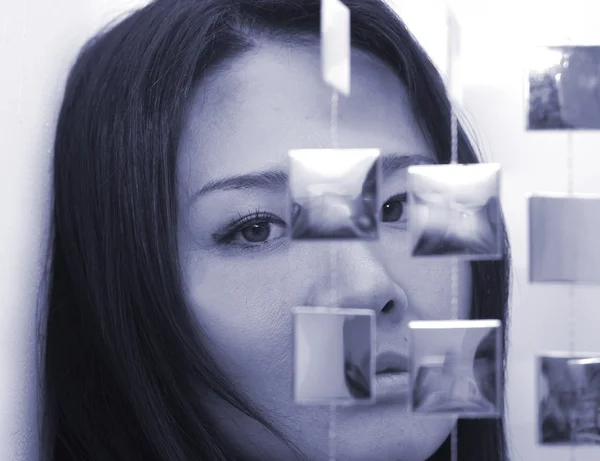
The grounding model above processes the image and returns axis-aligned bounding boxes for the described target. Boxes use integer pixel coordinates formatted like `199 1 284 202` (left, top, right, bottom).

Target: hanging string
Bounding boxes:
328 89 340 461
449 51 460 322
566 130 576 461
331 90 339 149
567 130 575 356
329 89 340 310
450 106 459 165
567 131 574 196
448 9 460 459
558 28 576 460
328 402 337 461
449 105 459 461
447 0 460 167
451 426 458 461
450 104 460 321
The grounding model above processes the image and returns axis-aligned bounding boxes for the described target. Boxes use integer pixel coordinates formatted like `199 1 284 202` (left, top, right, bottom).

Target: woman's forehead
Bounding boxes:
177 41 433 196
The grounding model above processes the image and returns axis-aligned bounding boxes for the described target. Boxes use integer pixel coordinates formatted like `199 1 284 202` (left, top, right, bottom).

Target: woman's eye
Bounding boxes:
217 214 287 247
381 194 407 223
239 222 276 243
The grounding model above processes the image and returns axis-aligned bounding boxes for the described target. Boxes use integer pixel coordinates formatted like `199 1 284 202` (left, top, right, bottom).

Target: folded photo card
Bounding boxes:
538 352 600 445
287 149 381 240
293 307 375 406
407 163 502 260
321 0 351 95
446 7 463 104
408 320 502 418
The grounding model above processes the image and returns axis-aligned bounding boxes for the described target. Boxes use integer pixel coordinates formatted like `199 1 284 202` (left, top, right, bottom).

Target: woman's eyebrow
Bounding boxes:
380 153 433 176
188 153 433 206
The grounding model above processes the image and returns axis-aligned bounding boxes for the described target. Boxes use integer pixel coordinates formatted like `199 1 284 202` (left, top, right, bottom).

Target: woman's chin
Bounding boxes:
331 407 455 461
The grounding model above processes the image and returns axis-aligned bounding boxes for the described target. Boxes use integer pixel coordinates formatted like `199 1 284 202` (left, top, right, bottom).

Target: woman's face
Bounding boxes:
177 41 472 461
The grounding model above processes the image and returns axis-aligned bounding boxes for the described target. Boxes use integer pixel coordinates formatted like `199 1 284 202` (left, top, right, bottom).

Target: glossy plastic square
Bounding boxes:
293 307 375 406
408 320 502 418
537 352 600 445
321 0 351 95
446 7 463 104
529 194 600 284
407 163 502 260
287 149 381 240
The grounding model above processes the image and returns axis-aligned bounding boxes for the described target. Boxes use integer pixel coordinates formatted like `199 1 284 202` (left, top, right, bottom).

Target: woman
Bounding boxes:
42 0 511 460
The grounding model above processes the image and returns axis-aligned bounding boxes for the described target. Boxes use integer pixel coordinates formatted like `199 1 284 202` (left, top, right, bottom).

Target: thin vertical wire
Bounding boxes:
563 29 576 459
328 404 337 461
329 90 339 312
450 253 459 461
329 91 340 310
568 287 575 358
328 89 339 461
449 107 460 461
567 125 576 461
450 258 459 320
450 107 459 165
448 9 460 458
451 424 458 461
328 244 338 461
567 131 574 196
331 90 339 149
566 131 575 357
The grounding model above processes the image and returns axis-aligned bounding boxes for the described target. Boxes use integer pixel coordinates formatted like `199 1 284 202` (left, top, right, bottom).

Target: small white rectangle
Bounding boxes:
321 0 351 95
409 319 502 330
446 7 463 103
542 351 600 359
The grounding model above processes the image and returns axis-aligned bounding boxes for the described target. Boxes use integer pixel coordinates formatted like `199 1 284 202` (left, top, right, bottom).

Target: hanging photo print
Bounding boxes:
293 307 375 405
321 0 351 96
538 353 600 445
408 320 502 418
527 46 600 130
529 194 600 284
407 163 502 259
446 7 463 104
287 148 381 240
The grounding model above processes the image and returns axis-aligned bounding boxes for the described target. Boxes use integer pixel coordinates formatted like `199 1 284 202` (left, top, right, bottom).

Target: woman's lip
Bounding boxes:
375 351 409 374
375 371 410 404
376 368 404 375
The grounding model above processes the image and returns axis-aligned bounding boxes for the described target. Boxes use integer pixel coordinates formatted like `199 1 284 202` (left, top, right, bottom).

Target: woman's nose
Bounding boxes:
310 242 408 323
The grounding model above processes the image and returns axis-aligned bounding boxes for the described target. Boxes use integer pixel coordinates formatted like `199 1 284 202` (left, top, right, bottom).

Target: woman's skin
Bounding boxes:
176 39 472 461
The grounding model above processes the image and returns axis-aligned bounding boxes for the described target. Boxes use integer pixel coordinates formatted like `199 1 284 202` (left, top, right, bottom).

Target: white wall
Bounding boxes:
0 1 152 460
1 0 599 460
391 1 600 460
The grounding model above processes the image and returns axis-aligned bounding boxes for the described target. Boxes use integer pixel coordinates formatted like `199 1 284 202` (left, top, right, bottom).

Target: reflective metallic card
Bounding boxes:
527 46 600 130
321 0 351 95
408 320 502 418
287 149 381 240
537 352 600 445
446 8 463 104
407 164 502 259
293 307 375 405
529 194 600 284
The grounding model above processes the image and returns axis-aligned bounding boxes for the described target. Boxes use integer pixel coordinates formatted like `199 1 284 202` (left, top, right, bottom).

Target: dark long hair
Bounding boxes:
42 0 511 460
